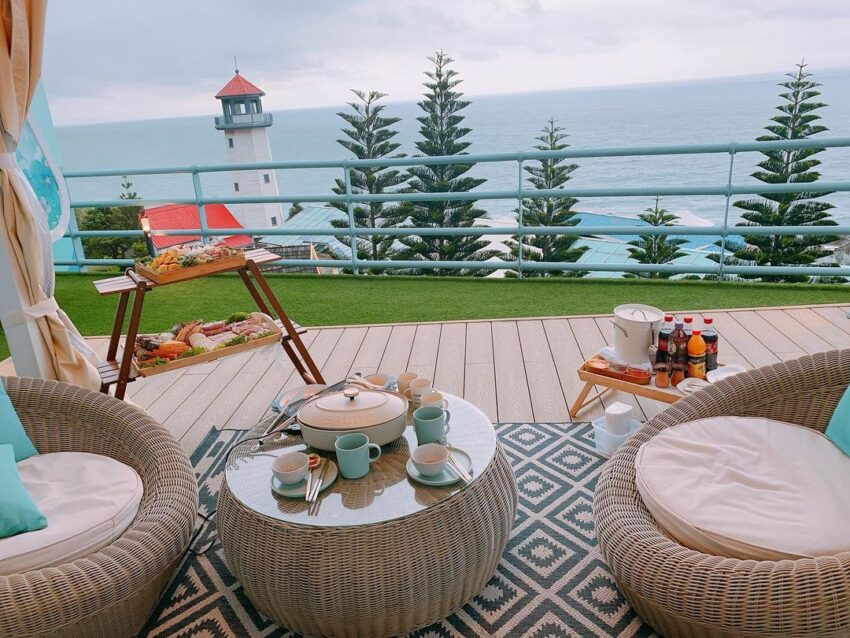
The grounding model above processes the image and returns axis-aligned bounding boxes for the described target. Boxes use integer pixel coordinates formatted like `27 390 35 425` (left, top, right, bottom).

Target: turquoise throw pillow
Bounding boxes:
827 385 850 457
0 444 47 538
0 378 37 461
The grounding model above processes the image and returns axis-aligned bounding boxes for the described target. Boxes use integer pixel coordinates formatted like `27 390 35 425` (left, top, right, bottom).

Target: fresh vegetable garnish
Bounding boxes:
177 346 207 359
225 312 249 324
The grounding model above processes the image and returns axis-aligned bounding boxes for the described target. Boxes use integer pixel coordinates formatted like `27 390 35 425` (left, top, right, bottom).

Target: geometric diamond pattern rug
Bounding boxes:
140 423 658 637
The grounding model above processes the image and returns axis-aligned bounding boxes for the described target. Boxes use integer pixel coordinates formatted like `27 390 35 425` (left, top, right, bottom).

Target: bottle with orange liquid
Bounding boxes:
687 329 707 380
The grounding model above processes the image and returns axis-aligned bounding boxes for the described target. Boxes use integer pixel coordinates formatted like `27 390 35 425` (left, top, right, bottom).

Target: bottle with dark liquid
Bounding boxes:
683 315 694 339
670 321 688 386
654 315 674 388
703 317 719 371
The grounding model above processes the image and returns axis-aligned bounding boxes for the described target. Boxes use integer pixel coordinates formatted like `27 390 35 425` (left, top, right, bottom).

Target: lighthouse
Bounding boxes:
214 68 283 230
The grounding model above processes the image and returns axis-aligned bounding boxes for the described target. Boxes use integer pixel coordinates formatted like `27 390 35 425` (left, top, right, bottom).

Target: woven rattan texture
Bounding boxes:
593 351 850 638
0 377 199 638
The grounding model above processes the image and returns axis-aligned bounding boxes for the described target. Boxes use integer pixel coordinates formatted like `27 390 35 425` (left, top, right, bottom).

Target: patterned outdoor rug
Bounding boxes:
141 423 657 637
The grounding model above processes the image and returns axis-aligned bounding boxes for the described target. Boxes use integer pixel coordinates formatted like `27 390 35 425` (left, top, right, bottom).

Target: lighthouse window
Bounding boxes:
228 138 234 148
234 182 240 192
263 173 270 184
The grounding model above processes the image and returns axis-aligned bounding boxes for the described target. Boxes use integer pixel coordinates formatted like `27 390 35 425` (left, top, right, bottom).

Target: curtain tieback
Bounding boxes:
1 298 59 328
0 152 17 169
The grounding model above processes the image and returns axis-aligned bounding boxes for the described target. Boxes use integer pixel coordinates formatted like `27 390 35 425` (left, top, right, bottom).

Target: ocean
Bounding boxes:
56 67 850 226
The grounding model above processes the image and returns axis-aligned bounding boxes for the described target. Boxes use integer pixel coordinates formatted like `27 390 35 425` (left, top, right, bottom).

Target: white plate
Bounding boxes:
406 447 473 487
271 460 338 498
707 364 747 384
676 377 711 395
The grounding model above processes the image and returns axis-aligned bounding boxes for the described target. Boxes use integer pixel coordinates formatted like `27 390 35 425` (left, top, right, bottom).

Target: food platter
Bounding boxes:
134 311 281 377
135 245 246 284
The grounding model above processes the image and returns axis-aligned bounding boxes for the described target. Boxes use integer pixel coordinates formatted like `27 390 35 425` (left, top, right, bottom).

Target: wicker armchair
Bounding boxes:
0 377 198 638
594 351 850 638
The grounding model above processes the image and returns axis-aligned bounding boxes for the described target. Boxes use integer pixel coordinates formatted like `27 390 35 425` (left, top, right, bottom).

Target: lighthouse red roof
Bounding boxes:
141 204 253 250
215 73 265 99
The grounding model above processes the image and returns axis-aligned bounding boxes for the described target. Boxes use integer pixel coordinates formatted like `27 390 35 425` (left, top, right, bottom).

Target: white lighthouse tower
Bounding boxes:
214 67 283 229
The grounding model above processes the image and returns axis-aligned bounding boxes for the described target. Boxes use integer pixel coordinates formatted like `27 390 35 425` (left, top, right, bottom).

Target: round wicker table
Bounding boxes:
218 393 517 638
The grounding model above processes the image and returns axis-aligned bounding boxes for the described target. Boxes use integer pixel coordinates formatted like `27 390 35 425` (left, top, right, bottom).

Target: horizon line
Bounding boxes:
54 63 850 129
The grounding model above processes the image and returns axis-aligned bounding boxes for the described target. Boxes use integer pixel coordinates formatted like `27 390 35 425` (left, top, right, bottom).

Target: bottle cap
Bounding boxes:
684 316 693 323
704 317 713 324
693 330 702 335
664 314 674 321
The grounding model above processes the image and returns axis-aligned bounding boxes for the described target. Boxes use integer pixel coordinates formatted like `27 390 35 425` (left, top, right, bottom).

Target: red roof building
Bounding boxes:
141 204 253 251
215 73 265 99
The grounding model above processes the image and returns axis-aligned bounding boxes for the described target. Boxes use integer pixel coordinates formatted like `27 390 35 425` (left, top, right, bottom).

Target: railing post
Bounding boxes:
516 157 524 279
66 209 86 272
191 169 209 246
343 163 359 274
717 144 737 281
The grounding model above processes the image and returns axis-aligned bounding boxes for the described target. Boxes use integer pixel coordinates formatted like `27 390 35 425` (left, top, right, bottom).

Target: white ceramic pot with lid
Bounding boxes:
612 303 664 364
297 386 408 451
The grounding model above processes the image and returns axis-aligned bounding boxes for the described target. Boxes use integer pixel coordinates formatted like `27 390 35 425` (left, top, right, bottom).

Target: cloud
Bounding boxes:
43 0 850 125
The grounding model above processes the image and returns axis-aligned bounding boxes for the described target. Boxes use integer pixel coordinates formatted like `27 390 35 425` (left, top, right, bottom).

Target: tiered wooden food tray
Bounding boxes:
93 248 325 400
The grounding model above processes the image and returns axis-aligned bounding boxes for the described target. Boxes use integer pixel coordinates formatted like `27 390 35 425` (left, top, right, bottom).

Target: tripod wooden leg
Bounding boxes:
114 284 146 400
242 262 325 384
569 382 610 419
106 292 130 362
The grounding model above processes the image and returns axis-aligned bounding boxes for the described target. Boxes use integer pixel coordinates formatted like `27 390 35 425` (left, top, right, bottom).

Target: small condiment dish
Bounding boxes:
272 452 309 485
410 443 448 477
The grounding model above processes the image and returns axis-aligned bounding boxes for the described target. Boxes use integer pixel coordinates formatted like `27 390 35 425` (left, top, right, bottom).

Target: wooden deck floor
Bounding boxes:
4 304 850 453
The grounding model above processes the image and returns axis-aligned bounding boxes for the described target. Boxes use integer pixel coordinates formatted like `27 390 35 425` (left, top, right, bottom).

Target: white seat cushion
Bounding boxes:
0 452 143 574
635 416 850 561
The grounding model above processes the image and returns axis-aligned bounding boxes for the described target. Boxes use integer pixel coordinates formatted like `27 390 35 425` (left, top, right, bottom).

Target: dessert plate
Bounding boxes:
406 447 472 487
707 364 746 384
271 460 338 498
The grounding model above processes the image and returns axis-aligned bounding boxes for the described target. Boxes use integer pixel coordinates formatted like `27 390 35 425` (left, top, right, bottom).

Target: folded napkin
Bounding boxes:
826 385 850 457
596 346 652 372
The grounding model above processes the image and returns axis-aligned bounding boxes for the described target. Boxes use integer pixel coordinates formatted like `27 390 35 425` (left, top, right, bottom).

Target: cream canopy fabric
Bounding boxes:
0 0 99 390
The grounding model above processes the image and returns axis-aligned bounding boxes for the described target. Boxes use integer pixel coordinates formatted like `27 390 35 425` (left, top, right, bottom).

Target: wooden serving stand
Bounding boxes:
93 248 325 400
569 360 682 418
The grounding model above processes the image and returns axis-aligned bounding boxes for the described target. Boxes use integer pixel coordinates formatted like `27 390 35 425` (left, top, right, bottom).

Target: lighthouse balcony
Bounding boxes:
214 112 273 129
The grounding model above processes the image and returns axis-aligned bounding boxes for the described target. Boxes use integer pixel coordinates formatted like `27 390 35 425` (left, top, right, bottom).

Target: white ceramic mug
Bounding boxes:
406 378 432 402
419 390 448 409
397 372 418 395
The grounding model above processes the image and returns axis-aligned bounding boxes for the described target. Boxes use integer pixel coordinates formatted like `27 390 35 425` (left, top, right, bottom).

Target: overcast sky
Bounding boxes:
43 0 850 126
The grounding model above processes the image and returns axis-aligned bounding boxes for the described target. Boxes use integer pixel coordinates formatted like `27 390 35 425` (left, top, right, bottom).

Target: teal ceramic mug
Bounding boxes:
413 405 451 445
334 432 382 479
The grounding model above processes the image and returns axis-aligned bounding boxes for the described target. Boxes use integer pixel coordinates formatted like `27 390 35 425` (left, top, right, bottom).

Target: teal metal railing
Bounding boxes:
59 137 850 278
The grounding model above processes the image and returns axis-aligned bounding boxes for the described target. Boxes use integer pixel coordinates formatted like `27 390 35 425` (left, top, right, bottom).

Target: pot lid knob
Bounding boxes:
343 387 359 401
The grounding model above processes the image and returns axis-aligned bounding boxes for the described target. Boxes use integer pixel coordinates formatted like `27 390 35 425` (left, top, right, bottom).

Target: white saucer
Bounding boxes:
707 364 746 383
271 460 338 498
407 447 473 486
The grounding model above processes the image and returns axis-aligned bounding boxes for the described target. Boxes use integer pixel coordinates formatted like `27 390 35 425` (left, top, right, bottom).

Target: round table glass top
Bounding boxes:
224 393 498 527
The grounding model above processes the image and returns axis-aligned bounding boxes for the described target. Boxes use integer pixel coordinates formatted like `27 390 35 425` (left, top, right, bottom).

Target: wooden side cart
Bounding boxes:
569 362 681 418
92 248 325 400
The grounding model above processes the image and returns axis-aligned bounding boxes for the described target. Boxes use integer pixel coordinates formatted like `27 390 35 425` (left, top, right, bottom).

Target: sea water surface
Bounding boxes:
56 68 850 225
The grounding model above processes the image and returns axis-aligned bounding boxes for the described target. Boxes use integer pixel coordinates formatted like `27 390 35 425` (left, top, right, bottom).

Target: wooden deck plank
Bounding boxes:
162 351 255 442
378 324 417 376
491 321 533 423
221 331 319 432
349 326 392 377
406 323 442 380
569 317 647 421
757 309 832 355
463 322 497 422
709 313 781 368
128 368 188 409
517 320 568 422
813 306 850 336
144 373 205 425
783 308 850 350
543 318 605 423
729 310 806 359
693 313 751 369
434 323 466 398
319 327 368 384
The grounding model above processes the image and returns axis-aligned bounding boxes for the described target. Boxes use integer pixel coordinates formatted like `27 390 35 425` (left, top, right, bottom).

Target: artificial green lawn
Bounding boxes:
0 272 848 360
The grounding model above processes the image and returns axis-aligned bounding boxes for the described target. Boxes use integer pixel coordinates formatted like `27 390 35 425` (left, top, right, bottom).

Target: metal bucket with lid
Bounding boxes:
611 304 664 364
